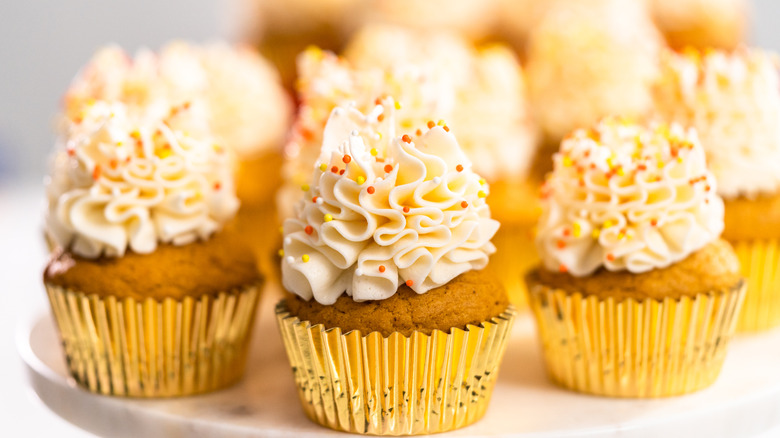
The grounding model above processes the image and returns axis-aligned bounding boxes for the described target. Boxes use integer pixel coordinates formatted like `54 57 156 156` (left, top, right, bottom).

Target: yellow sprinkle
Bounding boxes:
592 229 600 239
370 148 378 156
116 141 123 147
324 214 333 222
394 101 402 110
302 254 310 263
562 156 573 167
618 232 625 240
479 178 486 185
377 133 382 140
319 163 328 171
606 157 615 168
356 176 366 185
603 220 614 228
278 226 284 234
616 167 625 177
478 190 487 198
157 149 172 159
657 161 665 169
627 233 634 240
278 249 284 257
400 119 413 128
301 184 310 191
573 222 581 238
677 157 683 163
437 119 446 126
86 98 96 106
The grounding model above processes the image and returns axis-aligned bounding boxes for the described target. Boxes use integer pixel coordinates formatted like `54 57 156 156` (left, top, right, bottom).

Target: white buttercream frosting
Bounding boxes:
536 117 724 277
653 47 780 199
281 99 499 304
45 100 239 258
64 42 291 160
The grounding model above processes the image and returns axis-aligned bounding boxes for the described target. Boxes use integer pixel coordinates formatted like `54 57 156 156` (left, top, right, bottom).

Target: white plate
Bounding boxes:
18 292 780 438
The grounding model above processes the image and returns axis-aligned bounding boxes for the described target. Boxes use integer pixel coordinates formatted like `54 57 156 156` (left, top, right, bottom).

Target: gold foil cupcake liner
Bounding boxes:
527 280 745 397
488 223 539 308
45 282 261 397
275 302 516 435
732 239 780 332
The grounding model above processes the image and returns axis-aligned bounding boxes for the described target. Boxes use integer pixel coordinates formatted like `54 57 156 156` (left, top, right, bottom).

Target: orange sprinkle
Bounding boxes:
92 166 101 180
563 229 571 237
402 134 412 143
456 164 464 172
403 206 410 213
705 185 711 192
384 164 393 173
312 196 318 203
339 169 345 175
67 148 75 156
374 98 382 105
305 225 313 235
443 126 450 132
556 240 566 249
651 219 658 226
367 186 376 194
331 166 339 173
606 254 615 262
377 114 385 122
416 129 422 136
214 181 221 190
109 159 118 169
379 265 386 273
559 264 568 273
406 280 414 287
460 201 468 208
343 155 352 164
427 121 435 129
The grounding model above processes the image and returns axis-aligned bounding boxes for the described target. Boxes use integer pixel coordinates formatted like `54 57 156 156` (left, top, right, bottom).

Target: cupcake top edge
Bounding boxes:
536 116 725 277
45 100 239 259
281 98 499 304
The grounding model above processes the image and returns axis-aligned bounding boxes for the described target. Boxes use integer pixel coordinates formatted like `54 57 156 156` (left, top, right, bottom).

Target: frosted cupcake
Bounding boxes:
653 47 780 331
63 42 292 271
651 0 747 50
524 0 662 169
276 99 515 434
43 100 262 397
526 118 745 397
283 25 538 304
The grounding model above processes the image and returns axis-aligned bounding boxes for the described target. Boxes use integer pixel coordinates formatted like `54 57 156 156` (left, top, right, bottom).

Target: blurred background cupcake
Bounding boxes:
653 47 780 331
281 24 538 304
524 0 663 177
526 117 745 397
277 98 514 434
650 0 748 50
62 42 292 273
43 98 262 397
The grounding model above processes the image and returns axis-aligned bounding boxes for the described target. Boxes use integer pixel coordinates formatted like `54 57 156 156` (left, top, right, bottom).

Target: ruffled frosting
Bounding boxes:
282 28 536 218
281 99 499 304
45 100 239 258
64 42 291 159
536 117 724 277
653 47 780 199
525 0 662 140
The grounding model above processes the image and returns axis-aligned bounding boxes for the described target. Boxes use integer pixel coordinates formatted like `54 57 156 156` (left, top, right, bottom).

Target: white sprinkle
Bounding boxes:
285 256 294 264
333 108 342 115
375 177 383 183
351 130 359 137
316 198 324 205
355 269 363 277
284 237 291 245
432 177 441 184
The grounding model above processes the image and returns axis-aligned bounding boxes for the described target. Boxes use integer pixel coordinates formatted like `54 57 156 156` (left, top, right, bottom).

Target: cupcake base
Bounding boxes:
275 301 516 435
45 283 261 397
527 278 745 397
732 239 780 332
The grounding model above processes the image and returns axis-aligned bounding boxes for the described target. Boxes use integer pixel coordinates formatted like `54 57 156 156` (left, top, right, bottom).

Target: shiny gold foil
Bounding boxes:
732 239 780 332
487 223 538 308
275 302 516 435
527 280 746 397
44 283 261 397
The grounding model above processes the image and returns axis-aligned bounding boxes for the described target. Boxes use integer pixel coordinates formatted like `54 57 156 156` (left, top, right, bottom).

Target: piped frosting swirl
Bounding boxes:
281 99 499 304
536 117 724 277
45 100 239 258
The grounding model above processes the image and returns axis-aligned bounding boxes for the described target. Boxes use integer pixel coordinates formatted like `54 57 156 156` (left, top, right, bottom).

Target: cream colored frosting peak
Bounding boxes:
536 117 724 277
282 99 499 304
653 47 780 199
45 100 239 258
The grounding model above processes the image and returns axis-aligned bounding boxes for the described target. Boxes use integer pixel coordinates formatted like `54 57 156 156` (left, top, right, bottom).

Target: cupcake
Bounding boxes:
650 0 747 51
524 0 662 171
526 118 745 397
283 25 538 305
276 98 515 434
43 100 263 397
653 47 780 331
63 42 292 272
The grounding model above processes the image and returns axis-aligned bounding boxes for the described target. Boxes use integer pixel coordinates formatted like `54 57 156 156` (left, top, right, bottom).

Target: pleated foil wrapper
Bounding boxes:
45 282 261 397
487 223 539 309
732 239 780 332
275 301 517 435
527 279 746 397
